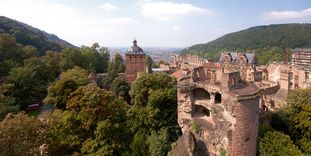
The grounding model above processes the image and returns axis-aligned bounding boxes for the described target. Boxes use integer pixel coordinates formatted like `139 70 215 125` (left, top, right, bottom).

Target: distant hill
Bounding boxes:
0 16 75 55
182 24 311 62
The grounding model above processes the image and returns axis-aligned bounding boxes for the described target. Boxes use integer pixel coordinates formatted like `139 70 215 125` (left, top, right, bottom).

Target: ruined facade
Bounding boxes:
172 50 311 156
219 52 259 82
173 54 207 69
291 48 311 72
175 60 260 156
125 39 146 83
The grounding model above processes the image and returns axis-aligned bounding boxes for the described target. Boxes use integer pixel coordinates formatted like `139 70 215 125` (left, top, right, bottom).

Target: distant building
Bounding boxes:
291 48 311 72
220 51 259 82
125 39 147 83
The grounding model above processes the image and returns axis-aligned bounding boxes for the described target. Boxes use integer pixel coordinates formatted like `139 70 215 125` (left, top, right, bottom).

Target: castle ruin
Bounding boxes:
172 50 311 156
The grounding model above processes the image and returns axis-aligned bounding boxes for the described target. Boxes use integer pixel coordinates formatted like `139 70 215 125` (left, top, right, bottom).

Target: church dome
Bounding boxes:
127 39 144 54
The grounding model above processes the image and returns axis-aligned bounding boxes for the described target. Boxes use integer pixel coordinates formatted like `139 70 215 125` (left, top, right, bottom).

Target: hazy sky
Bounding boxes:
0 0 311 47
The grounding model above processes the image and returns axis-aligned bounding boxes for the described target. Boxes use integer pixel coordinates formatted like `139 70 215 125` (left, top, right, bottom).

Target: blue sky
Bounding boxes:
0 0 311 47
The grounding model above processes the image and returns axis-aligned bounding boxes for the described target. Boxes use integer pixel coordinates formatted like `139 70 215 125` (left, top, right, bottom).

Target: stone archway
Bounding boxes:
192 88 210 100
193 105 210 117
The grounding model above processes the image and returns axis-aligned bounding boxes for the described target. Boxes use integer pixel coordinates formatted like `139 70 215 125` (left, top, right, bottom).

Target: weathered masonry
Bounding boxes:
174 62 260 156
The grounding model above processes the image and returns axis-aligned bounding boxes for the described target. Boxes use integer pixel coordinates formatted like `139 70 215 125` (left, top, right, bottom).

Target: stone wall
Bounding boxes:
229 97 259 156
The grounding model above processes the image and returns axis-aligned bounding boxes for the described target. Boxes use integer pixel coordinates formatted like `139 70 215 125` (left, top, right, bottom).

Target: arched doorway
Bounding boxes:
215 92 222 104
192 88 210 100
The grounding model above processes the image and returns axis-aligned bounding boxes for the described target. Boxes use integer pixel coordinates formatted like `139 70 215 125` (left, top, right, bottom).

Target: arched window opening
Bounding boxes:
215 92 222 104
192 88 210 100
194 105 210 117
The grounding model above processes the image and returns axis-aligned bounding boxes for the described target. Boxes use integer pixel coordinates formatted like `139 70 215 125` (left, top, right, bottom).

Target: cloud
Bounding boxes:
262 8 311 22
99 2 119 12
141 2 213 21
173 25 181 31
107 17 134 24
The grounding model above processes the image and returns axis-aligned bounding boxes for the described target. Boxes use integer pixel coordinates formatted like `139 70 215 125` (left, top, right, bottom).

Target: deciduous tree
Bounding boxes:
0 84 18 120
49 84 130 155
109 76 130 102
44 66 89 109
127 72 181 155
259 131 302 156
286 88 311 153
5 57 54 109
0 113 48 155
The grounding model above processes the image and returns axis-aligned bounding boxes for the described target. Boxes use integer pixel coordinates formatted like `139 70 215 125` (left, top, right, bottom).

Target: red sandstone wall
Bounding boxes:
125 54 146 82
230 97 259 156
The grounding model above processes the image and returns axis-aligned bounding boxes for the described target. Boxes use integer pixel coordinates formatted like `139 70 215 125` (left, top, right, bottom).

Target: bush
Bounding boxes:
191 120 201 133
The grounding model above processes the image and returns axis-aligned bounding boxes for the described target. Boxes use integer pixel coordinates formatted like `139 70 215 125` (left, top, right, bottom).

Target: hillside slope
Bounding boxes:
183 24 311 62
0 16 75 55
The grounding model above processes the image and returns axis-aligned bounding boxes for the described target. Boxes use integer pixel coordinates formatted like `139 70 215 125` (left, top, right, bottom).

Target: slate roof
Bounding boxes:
220 51 257 64
127 39 144 54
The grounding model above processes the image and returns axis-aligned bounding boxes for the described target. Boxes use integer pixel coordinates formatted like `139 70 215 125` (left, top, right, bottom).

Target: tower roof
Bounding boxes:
127 38 144 54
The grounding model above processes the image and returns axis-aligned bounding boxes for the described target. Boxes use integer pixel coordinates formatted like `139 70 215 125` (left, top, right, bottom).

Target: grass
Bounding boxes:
26 109 40 117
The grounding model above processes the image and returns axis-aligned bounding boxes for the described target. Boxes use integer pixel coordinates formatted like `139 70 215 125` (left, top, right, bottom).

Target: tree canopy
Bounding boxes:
259 131 302 156
0 113 49 155
43 66 89 109
127 72 181 155
286 88 311 153
49 84 130 155
0 84 18 120
5 57 54 109
109 76 130 103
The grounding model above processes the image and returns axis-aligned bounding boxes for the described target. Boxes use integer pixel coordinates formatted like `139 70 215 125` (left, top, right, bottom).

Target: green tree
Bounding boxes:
257 47 283 65
48 111 86 154
81 45 102 72
114 53 125 73
109 76 130 103
60 48 84 71
43 50 62 77
127 72 181 155
259 131 302 156
130 133 148 156
44 66 89 109
146 128 171 156
103 53 127 89
146 55 153 71
0 112 48 155
286 88 311 153
22 45 39 58
49 84 130 155
99 47 110 73
5 57 54 109
104 62 118 89
0 33 24 76
0 84 18 120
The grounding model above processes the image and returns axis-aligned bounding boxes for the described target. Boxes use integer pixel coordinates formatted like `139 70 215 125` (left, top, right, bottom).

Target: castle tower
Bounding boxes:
280 65 290 91
174 67 260 156
125 39 147 83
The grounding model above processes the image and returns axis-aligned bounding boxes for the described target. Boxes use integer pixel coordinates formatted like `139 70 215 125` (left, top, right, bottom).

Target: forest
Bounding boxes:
182 23 311 64
0 31 181 155
0 16 75 55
